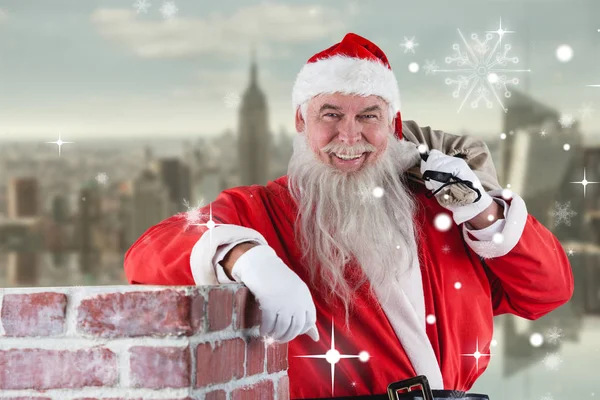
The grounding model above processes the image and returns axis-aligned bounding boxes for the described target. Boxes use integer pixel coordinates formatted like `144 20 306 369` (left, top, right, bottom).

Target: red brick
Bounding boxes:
277 375 290 400
231 379 274 400
190 290 205 333
208 288 233 331
1 397 53 400
1 292 66 336
129 346 191 388
267 342 288 373
195 338 245 387
205 390 227 400
0 348 117 389
246 336 265 376
77 289 192 337
234 287 261 330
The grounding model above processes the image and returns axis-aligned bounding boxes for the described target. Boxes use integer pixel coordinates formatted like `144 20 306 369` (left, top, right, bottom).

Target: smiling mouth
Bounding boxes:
333 152 366 160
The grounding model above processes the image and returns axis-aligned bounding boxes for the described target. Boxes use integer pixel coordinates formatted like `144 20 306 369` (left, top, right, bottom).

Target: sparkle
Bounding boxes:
546 327 563 345
133 0 151 13
567 248 575 257
400 36 419 54
372 186 384 198
95 172 109 185
428 18 530 113
461 337 492 370
159 1 178 19
570 168 599 197
485 17 515 41
263 336 276 346
46 133 74 157
441 244 451 254
539 129 548 137
186 202 223 247
294 317 368 396
454 281 462 290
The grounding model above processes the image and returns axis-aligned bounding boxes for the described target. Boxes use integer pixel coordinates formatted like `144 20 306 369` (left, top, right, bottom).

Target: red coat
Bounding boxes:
124 175 573 399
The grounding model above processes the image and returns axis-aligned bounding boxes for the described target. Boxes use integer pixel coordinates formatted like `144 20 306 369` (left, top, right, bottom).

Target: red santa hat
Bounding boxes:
292 32 403 139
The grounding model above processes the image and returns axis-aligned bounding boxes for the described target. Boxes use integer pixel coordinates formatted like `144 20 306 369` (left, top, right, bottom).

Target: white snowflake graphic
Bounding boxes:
160 1 178 19
427 18 529 112
423 60 439 75
540 393 554 400
224 92 242 109
474 241 498 259
549 201 577 227
567 248 575 257
546 327 563 345
95 172 109 185
441 244 452 254
399 36 419 54
542 352 563 371
578 102 594 119
558 113 575 128
133 0 151 13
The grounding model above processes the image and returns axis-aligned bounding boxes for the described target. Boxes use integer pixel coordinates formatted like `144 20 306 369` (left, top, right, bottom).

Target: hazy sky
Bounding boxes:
1 0 599 143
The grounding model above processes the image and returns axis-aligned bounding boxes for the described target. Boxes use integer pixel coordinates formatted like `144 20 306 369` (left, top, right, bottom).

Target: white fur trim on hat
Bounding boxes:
292 55 401 113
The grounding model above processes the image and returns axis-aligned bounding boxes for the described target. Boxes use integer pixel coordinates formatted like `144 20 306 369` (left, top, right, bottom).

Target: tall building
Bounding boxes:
7 177 38 218
154 158 191 213
131 170 172 242
77 182 102 274
237 49 271 186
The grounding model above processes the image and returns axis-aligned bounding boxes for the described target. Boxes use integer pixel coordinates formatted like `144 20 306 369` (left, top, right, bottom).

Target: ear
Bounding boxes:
295 106 306 133
388 113 396 134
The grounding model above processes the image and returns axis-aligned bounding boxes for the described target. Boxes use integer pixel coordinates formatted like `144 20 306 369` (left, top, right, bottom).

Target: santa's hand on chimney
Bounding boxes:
419 149 494 225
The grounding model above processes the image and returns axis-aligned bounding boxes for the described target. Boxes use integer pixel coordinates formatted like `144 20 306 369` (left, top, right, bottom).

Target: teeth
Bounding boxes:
334 153 363 160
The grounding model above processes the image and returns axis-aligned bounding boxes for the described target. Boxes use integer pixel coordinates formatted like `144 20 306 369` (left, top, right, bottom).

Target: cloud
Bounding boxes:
90 3 348 60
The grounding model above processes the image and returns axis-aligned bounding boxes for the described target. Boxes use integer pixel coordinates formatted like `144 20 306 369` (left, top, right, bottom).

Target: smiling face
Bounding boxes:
295 93 395 173
288 92 422 324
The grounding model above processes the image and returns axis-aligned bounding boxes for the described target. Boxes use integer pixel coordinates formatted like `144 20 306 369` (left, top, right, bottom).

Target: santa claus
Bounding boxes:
124 33 573 399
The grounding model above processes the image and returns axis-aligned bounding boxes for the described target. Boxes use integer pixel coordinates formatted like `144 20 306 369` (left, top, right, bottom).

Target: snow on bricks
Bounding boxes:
0 285 290 400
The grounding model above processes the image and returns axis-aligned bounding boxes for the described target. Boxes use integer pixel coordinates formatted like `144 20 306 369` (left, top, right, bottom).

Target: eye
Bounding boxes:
323 113 339 118
360 115 377 119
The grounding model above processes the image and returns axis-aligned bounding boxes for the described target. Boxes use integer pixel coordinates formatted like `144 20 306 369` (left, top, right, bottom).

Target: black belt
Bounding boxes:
301 375 490 400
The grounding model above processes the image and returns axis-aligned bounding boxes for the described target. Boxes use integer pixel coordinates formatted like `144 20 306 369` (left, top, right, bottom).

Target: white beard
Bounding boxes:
287 131 422 327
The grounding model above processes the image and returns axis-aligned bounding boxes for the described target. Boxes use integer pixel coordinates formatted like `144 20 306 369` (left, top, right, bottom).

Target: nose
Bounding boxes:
336 117 362 145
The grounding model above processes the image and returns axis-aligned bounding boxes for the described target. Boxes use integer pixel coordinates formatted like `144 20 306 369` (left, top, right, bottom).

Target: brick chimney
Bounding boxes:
0 285 289 400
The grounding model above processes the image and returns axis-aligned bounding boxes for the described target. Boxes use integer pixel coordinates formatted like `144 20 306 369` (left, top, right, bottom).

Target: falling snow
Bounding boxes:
160 1 178 18
427 19 529 112
546 327 563 345
224 92 242 109
474 241 498 259
95 172 109 185
558 113 575 128
578 103 594 119
543 352 563 370
549 201 577 227
133 0 151 13
399 36 419 54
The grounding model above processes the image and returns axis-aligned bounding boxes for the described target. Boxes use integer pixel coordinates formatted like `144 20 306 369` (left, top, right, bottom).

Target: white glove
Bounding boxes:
231 244 320 343
420 149 493 225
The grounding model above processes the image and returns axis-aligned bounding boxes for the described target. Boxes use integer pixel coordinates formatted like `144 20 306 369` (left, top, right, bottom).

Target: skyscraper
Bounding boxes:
7 177 38 218
131 169 172 242
237 49 271 186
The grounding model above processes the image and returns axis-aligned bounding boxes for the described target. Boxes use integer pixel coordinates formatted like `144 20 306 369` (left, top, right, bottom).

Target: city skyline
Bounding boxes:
0 0 599 145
